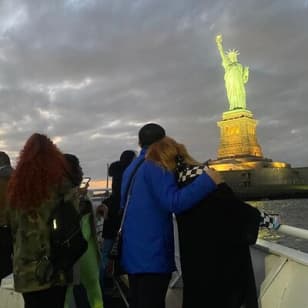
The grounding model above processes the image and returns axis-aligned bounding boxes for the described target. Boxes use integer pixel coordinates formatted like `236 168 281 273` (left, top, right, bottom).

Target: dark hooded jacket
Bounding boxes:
0 151 13 225
176 165 260 308
102 151 136 239
0 163 13 280
0 165 13 224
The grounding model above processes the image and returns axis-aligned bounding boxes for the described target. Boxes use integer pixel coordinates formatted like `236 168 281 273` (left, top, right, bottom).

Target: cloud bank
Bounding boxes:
1 0 308 179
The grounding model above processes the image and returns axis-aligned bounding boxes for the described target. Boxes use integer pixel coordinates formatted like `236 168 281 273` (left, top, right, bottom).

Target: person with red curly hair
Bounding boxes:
7 133 79 308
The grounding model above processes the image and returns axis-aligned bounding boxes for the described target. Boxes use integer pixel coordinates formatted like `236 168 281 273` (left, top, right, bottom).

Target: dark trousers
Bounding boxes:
0 226 13 280
128 273 171 308
22 286 67 308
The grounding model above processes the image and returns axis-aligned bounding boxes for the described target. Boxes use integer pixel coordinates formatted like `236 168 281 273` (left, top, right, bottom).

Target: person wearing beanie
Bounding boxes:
120 123 222 308
138 123 166 148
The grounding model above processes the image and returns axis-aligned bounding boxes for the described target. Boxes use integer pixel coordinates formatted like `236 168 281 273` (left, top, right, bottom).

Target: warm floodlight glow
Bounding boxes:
271 162 288 168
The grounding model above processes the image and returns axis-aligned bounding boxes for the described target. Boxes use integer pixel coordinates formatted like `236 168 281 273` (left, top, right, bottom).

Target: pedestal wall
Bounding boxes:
217 109 263 159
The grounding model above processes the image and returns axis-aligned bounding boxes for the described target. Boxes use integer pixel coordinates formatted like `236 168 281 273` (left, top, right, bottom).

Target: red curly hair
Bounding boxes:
7 133 70 210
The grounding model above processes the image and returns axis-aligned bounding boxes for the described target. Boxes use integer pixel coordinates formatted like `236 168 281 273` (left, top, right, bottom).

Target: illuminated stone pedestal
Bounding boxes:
206 109 308 199
210 109 288 172
217 109 263 159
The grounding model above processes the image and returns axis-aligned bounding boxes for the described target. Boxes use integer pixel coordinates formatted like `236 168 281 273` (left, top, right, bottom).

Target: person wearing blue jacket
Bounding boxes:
120 123 222 308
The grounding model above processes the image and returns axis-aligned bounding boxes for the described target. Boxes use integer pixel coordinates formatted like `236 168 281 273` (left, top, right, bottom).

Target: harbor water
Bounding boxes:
249 198 308 252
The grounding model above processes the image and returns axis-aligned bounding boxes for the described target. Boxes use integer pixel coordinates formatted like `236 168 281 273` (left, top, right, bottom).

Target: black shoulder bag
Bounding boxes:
35 196 88 284
109 158 144 260
48 196 88 272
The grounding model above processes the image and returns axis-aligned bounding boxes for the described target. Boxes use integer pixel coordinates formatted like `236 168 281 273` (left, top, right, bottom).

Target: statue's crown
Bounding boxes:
227 49 240 57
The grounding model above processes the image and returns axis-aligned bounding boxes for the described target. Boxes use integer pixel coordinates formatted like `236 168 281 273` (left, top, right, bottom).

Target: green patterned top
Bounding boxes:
8 181 79 293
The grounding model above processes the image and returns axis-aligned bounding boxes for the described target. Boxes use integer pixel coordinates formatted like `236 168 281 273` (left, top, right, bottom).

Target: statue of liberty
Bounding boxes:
215 34 249 110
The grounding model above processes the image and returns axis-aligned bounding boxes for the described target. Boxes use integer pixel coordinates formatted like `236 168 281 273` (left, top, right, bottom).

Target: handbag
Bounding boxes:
109 158 144 260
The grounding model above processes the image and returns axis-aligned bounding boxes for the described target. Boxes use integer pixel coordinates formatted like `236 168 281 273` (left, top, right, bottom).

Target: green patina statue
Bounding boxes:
215 34 249 110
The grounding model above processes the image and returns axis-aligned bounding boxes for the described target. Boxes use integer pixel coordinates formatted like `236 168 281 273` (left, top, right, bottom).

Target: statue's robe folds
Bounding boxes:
223 61 247 110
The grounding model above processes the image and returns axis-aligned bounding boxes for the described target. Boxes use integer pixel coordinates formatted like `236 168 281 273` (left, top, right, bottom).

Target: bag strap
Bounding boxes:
118 158 145 233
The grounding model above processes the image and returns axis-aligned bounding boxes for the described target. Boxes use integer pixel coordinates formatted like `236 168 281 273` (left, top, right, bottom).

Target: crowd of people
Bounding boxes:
0 123 281 308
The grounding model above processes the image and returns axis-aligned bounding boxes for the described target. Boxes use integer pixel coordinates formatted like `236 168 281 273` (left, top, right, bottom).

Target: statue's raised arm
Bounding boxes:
215 34 229 68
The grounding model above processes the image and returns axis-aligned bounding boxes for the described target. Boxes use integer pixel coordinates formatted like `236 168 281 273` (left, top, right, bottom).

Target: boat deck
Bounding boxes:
166 288 182 308
3 195 308 307
3 239 308 308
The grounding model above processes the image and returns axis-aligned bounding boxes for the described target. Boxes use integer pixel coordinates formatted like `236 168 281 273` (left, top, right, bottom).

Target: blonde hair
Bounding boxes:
146 136 199 172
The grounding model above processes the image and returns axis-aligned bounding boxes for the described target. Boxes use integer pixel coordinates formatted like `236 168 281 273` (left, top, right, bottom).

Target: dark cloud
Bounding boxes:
1 0 308 178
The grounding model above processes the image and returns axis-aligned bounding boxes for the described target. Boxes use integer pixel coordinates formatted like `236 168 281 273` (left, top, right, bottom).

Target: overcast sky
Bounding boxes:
1 0 308 180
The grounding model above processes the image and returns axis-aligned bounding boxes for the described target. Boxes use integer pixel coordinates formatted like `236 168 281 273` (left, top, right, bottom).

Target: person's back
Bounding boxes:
6 134 78 308
0 151 13 281
146 136 280 308
9 182 78 290
79 194 103 308
102 161 125 239
120 124 220 308
63 153 104 308
102 150 136 239
98 150 136 291
0 151 13 225
176 179 260 308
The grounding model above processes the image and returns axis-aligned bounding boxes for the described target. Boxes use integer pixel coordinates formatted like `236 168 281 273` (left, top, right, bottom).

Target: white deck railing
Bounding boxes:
277 224 308 241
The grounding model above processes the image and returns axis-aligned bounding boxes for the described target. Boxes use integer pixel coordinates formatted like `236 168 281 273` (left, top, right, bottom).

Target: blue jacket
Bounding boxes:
120 148 217 274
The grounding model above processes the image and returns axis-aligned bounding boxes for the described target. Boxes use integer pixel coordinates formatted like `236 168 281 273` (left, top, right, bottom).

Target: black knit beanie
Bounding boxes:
138 123 166 147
